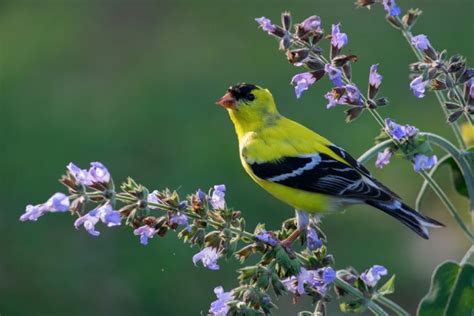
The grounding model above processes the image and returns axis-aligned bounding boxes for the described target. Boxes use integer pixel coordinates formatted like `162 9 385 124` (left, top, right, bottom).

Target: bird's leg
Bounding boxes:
281 210 309 247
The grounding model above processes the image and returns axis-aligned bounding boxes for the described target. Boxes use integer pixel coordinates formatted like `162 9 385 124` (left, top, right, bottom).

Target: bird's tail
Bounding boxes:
366 199 445 239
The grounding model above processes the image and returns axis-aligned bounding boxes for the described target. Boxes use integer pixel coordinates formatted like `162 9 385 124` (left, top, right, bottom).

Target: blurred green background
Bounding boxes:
2 0 472 315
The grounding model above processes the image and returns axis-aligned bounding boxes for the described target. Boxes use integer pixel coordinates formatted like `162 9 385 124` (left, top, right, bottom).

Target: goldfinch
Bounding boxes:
216 83 444 239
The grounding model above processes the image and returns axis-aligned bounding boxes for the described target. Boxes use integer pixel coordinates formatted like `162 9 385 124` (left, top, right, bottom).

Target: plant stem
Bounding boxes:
358 139 392 164
415 155 450 210
333 277 389 316
375 295 410 316
420 170 473 240
420 132 474 212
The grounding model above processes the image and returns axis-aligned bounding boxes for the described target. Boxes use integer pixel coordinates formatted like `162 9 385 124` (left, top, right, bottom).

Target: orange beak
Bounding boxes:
216 92 236 109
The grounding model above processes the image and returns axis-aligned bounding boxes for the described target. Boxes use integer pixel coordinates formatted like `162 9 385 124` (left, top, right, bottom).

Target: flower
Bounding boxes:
382 0 401 16
67 162 92 185
45 192 70 212
134 225 157 245
376 148 392 169
255 17 276 34
256 230 279 246
291 72 317 98
301 15 321 32
360 265 388 287
324 64 344 87
197 189 207 202
345 84 363 105
74 210 101 236
413 154 438 172
97 203 121 227
88 162 110 183
322 267 336 284
192 247 221 270
369 64 383 89
147 190 160 209
410 75 429 98
331 24 348 50
307 227 322 250
20 204 46 222
209 286 233 316
384 118 418 141
411 34 431 51
324 89 347 109
210 184 226 209
282 267 335 295
170 212 192 232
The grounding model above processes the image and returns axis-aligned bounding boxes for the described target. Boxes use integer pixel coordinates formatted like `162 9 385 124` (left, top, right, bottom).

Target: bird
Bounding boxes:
216 83 444 242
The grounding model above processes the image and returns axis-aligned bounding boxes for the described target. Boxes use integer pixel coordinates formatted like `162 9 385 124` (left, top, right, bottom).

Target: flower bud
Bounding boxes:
430 79 447 90
332 54 358 67
281 11 292 31
402 8 422 28
355 0 376 8
385 15 403 29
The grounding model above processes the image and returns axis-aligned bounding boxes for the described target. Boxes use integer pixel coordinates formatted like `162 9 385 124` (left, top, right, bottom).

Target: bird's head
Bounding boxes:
216 83 279 133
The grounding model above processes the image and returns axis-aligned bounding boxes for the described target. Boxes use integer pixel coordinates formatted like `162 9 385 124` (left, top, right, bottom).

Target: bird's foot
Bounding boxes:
280 228 301 248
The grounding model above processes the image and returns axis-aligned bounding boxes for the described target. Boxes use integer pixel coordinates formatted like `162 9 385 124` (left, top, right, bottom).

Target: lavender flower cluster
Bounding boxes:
256 11 440 175
20 162 394 315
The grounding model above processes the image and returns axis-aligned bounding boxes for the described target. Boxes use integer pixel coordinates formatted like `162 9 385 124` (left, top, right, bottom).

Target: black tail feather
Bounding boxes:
366 200 444 239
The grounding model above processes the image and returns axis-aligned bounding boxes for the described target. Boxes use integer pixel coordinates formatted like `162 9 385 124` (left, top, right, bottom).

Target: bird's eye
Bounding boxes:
246 93 255 101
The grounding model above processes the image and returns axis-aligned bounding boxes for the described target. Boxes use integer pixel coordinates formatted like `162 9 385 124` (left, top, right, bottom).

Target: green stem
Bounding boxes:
420 132 474 212
333 277 389 316
415 155 450 210
358 139 393 164
375 295 410 316
419 170 473 240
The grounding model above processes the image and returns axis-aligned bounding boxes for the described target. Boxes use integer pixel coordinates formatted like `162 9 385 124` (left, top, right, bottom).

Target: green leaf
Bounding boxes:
418 248 474 316
378 275 395 296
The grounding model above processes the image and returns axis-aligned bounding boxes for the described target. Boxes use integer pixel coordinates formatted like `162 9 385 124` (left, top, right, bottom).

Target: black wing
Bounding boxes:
248 148 396 202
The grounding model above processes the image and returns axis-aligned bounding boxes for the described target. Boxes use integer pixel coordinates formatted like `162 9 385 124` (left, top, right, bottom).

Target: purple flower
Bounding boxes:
255 17 276 34
20 204 46 222
170 212 192 232
291 72 317 98
404 125 419 137
307 227 322 250
376 148 392 169
210 184 226 209
301 16 321 32
324 90 347 109
74 210 101 236
413 154 438 172
209 286 233 316
324 64 344 87
345 84 363 105
67 162 92 185
147 190 160 209
410 75 429 98
385 119 406 140
361 265 388 287
45 192 70 212
411 34 431 51
322 267 336 284
369 64 383 88
382 0 401 16
197 189 207 202
282 267 336 295
256 230 279 246
331 24 348 49
88 162 110 183
192 247 221 270
97 203 121 227
133 225 157 245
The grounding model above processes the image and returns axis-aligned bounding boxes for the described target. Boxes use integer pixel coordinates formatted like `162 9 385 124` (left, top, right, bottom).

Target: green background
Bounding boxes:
2 0 472 315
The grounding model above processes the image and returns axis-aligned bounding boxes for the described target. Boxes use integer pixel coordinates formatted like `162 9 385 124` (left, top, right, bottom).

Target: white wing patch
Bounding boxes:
267 154 322 182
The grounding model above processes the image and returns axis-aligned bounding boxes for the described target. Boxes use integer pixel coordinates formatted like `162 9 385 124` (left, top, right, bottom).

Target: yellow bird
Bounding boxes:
216 83 443 241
